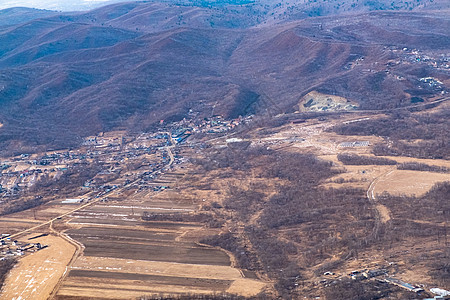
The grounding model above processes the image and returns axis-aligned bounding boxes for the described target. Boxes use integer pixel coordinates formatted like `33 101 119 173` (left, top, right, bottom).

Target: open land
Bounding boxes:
0 127 268 299
0 2 449 298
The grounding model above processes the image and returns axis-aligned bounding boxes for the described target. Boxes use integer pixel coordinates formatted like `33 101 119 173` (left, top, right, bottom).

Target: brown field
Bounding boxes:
1 234 75 300
69 270 233 289
374 169 450 197
50 165 267 299
0 219 40 236
66 229 230 265
0 162 267 299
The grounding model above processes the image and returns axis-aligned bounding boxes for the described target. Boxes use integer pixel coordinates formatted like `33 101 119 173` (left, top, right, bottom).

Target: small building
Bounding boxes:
363 269 387 279
338 141 370 148
384 277 424 293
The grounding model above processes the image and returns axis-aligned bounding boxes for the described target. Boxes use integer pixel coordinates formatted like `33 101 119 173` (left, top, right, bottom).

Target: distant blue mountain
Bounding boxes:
0 7 57 26
0 0 139 12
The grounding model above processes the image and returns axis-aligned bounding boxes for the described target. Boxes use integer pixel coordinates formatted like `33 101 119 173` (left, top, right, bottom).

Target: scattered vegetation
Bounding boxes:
333 110 450 159
0 258 16 289
191 140 450 297
377 182 450 286
139 293 248 300
397 162 449 173
378 181 449 224
195 146 377 297
337 153 397 165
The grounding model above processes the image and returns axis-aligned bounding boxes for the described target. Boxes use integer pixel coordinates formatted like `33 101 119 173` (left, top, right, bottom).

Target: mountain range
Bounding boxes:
0 0 449 153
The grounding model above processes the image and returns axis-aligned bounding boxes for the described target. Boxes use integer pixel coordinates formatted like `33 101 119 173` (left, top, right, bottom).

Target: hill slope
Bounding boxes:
0 2 448 152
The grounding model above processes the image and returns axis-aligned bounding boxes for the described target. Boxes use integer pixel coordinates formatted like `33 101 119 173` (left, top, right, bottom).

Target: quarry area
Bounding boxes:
296 91 358 113
0 97 448 300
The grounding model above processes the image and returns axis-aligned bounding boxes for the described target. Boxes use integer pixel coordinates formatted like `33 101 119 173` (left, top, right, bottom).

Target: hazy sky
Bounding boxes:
0 0 138 11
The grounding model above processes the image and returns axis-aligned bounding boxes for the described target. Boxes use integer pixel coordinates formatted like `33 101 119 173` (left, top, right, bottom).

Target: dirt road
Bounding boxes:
367 169 394 224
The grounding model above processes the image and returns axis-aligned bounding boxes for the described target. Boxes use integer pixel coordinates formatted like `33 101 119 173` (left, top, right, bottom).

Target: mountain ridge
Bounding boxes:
0 2 448 153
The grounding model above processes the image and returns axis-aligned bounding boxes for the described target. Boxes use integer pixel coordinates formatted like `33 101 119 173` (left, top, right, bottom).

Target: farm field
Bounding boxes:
1 234 75 300
0 154 268 299
0 103 448 299
51 170 267 299
373 169 450 197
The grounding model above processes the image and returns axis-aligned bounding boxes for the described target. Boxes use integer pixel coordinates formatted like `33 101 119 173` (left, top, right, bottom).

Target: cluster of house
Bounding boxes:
0 132 170 195
0 114 250 198
390 46 450 71
345 268 450 297
0 165 61 196
320 267 450 298
166 115 252 139
0 234 47 259
346 268 425 293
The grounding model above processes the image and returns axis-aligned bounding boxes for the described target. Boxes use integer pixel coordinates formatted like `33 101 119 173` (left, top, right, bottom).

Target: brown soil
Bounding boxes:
374 170 450 197
1 234 75 300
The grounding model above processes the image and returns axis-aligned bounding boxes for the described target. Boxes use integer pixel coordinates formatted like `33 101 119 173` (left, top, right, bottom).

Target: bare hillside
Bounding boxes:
0 2 448 152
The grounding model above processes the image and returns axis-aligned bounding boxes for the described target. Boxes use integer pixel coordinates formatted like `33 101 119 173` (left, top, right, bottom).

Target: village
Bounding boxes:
0 115 251 198
0 114 252 259
0 110 448 299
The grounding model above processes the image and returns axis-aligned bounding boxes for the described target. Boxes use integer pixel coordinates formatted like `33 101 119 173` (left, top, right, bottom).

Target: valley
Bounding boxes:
0 1 448 299
0 98 448 298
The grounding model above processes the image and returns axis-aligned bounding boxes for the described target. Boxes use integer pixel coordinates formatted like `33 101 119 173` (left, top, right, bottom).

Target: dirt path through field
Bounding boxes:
367 169 394 224
47 221 84 299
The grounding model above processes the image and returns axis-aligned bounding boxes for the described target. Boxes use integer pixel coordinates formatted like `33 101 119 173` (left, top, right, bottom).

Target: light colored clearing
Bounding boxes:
226 278 267 297
296 91 358 112
12 163 30 172
374 170 450 197
57 281 215 299
69 257 266 298
398 269 434 287
1 234 76 300
381 156 450 168
376 204 391 223
367 169 395 224
0 122 3 128
322 163 394 190
73 257 243 280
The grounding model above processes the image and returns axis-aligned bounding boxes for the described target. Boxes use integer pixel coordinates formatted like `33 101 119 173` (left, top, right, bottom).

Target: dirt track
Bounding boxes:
367 169 395 224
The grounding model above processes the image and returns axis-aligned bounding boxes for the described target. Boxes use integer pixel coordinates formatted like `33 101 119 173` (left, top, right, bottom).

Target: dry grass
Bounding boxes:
1 234 75 300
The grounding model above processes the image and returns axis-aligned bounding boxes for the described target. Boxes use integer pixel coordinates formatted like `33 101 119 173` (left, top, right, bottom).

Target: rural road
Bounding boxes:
367 169 394 224
365 169 395 242
0 191 104 241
